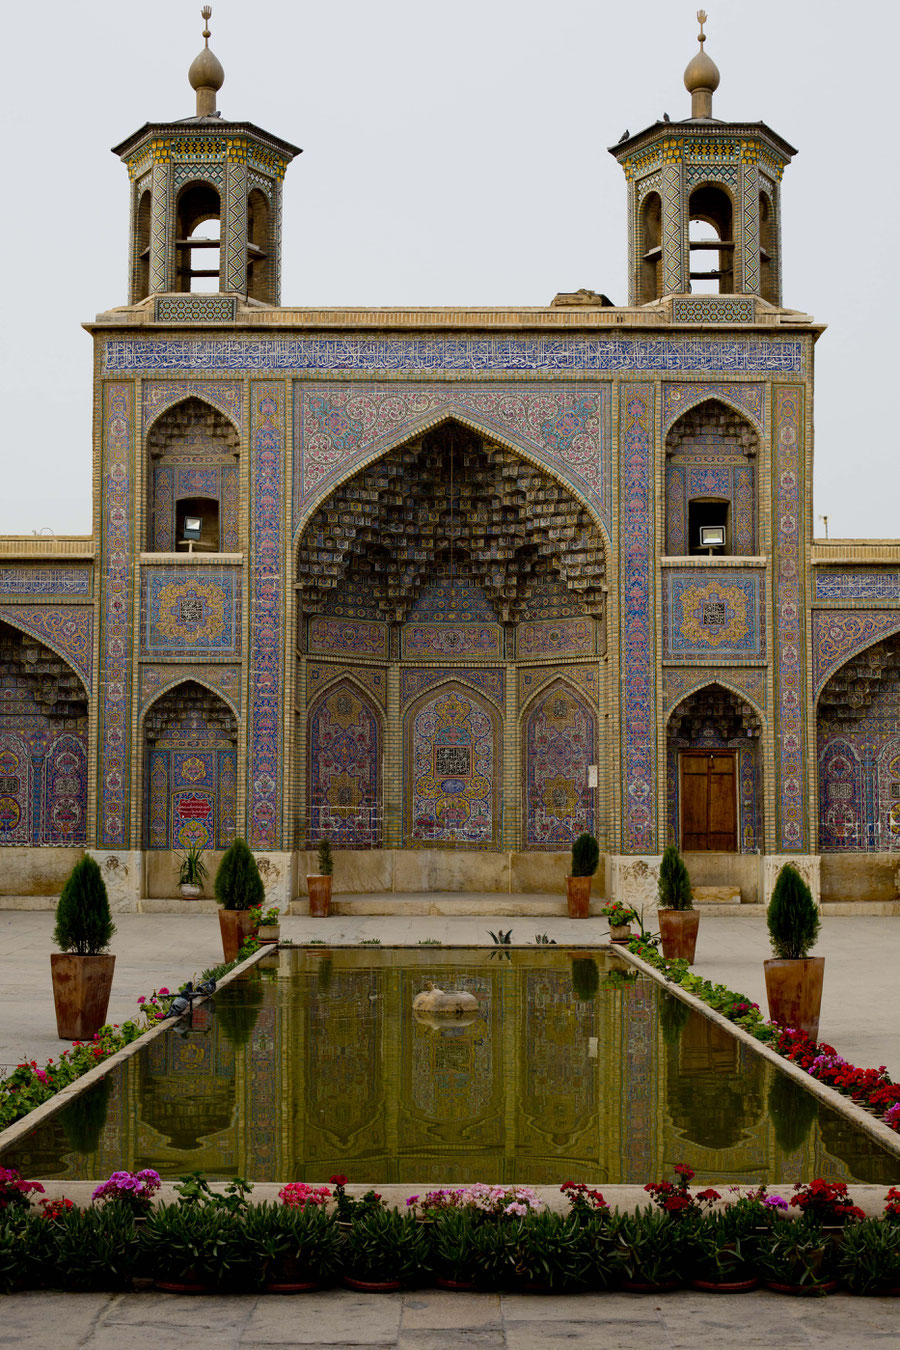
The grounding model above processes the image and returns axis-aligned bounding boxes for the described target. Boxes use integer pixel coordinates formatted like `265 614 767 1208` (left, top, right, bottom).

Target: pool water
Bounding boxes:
3 947 898 1185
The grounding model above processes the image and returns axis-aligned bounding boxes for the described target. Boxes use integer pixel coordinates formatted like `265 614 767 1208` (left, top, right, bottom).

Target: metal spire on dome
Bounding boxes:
684 9 720 120
188 5 225 117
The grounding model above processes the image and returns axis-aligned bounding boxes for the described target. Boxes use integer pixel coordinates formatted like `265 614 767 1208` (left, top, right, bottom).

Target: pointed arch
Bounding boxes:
307 678 382 848
144 391 242 441
0 608 91 695
142 679 238 850
403 680 501 848
294 404 612 557
666 682 762 852
0 619 89 846
665 397 759 556
146 395 241 553
521 678 596 849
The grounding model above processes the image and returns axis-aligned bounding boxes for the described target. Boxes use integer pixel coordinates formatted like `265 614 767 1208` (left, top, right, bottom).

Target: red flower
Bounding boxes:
674 1163 695 1181
329 1173 348 1186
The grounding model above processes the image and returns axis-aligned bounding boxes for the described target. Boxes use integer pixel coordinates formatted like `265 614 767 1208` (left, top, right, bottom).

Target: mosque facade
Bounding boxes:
2 16 899 912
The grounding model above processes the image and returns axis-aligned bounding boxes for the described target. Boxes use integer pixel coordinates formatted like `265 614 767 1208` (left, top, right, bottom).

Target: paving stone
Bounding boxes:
397 1332 506 1350
240 1291 402 1345
0 1292 111 1348
400 1291 502 1329
86 1328 241 1350
501 1293 659 1323
505 1324 658 1349
98 1291 259 1328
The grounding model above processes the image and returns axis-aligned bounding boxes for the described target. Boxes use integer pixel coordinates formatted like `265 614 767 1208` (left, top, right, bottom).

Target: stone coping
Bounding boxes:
0 944 268 1157
616 943 900 1162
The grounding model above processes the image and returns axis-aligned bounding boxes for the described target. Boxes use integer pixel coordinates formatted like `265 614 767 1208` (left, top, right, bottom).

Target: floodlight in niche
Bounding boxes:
183 516 203 541
699 525 726 553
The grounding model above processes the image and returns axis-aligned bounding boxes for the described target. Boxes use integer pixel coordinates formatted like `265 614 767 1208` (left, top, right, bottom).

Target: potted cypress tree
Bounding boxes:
214 838 265 962
566 833 599 918
764 863 823 1040
657 845 699 962
51 856 117 1040
307 838 334 918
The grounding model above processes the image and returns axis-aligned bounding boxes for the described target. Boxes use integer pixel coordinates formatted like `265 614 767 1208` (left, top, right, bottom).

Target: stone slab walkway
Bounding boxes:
4 1288 900 1349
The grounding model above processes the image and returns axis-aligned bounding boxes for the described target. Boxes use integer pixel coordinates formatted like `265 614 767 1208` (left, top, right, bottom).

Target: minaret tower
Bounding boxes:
112 7 300 304
610 11 796 306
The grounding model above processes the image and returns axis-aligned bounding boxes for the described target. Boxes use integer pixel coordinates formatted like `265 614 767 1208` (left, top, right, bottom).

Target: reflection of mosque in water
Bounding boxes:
3 952 894 1187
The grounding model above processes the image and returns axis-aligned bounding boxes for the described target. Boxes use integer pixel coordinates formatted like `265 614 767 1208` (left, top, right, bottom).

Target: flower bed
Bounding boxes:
0 940 261 1133
1 1167 900 1297
625 936 900 1133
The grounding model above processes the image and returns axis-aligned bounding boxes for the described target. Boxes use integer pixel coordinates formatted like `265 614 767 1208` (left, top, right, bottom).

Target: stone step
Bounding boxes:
291 893 574 917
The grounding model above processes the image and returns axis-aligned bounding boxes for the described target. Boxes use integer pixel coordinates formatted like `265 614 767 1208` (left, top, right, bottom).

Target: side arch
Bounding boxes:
0 607 91 694
403 680 501 848
141 679 238 850
144 392 242 442
306 678 383 848
520 678 596 849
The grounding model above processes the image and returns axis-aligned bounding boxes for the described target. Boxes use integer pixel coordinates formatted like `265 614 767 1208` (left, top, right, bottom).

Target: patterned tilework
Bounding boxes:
518 664 598 707
307 664 387 709
516 618 595 658
154 296 237 323
665 462 755 556
0 731 88 847
104 336 804 376
401 668 505 710
294 383 611 529
817 660 900 851
307 681 381 848
307 617 388 659
0 569 91 598
408 580 496 622
672 297 756 324
663 666 767 715
773 386 806 850
620 386 655 852
663 572 765 660
151 463 240 553
99 384 134 848
812 611 900 695
0 607 93 686
817 737 864 851
523 682 595 848
405 686 500 847
142 569 241 655
139 664 241 713
147 746 238 850
143 381 244 433
662 383 765 434
814 571 900 602
248 386 285 848
403 625 502 659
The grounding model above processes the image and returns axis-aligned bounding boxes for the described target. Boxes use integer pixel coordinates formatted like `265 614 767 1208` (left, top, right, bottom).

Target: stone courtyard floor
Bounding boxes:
2 907 900 1345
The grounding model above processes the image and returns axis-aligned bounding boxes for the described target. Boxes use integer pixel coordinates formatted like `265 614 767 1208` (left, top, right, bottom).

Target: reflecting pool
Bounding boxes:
3 947 898 1185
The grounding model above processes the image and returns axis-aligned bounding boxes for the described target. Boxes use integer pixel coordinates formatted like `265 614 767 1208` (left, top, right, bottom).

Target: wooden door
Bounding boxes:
680 752 737 851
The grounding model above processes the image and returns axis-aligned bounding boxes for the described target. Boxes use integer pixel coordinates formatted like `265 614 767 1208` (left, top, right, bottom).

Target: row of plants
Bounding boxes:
623 930 900 1134
3 1167 900 1296
0 938 261 1132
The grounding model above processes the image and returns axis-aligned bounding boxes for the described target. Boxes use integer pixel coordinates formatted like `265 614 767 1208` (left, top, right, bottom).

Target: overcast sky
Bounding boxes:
1 0 896 538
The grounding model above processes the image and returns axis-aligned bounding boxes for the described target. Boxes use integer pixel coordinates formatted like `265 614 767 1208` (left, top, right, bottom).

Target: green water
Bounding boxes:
3 947 898 1185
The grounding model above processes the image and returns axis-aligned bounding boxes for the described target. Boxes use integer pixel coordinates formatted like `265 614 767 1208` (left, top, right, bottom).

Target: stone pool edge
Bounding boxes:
615 943 900 1162
0 944 269 1157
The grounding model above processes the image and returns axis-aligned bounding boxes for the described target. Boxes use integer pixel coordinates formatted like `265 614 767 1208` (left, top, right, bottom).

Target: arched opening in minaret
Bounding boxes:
665 399 758 556
688 184 734 293
134 189 151 302
176 182 222 293
246 189 271 302
146 398 240 553
759 190 777 304
638 191 662 304
295 419 607 851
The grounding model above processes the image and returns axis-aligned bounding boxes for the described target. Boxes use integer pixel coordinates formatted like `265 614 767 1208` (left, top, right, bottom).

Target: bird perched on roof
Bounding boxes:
618 129 629 142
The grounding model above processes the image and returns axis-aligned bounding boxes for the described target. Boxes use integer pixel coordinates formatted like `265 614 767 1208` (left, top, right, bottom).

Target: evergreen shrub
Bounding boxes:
767 864 820 960
658 845 693 911
571 834 599 878
53 857 115 955
214 839 265 912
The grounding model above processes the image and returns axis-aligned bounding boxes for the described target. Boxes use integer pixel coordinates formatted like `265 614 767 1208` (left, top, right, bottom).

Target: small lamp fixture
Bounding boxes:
699 524 726 554
183 515 203 541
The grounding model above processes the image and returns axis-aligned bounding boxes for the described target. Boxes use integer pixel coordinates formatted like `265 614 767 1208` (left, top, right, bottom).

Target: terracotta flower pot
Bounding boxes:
690 1276 758 1293
764 1278 838 1296
763 957 825 1040
658 909 700 962
609 924 632 944
50 952 116 1040
179 884 202 899
342 1275 402 1293
565 875 592 918
307 874 333 917
257 923 281 944
218 908 258 964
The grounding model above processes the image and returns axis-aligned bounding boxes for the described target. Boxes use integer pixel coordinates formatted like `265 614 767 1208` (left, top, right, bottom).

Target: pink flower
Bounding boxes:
158 988 170 997
137 996 146 1005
